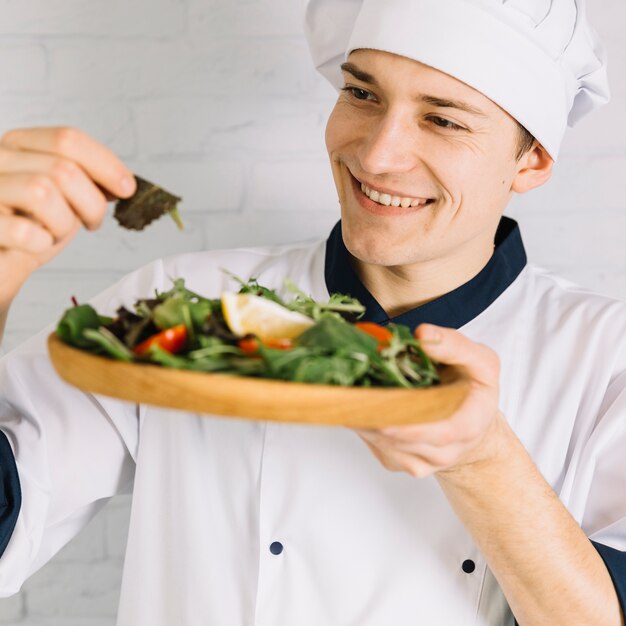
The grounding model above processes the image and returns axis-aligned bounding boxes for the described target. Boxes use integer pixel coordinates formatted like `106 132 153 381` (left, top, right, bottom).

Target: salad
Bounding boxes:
56 277 440 389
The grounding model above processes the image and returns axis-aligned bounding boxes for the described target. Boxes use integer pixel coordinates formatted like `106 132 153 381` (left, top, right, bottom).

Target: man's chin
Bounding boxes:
340 208 429 267
343 232 412 268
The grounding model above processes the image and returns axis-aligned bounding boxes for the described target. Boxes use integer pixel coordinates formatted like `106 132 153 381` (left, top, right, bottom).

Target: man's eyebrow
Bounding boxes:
340 62 487 118
419 95 487 118
340 62 379 86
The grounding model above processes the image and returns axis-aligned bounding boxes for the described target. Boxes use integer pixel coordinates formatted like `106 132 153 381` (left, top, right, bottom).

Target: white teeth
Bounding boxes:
360 180 429 208
379 193 391 206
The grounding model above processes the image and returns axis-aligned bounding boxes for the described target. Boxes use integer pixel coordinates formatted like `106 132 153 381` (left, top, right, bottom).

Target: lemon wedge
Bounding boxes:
221 292 314 341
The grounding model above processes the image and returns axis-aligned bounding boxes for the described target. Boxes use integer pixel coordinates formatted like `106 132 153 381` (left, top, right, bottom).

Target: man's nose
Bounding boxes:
357 113 419 175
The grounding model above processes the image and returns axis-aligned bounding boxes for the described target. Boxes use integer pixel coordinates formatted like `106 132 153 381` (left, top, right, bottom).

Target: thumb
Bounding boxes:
415 324 499 388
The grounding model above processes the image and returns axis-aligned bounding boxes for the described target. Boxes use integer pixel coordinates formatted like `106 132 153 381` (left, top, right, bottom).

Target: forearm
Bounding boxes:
437 414 623 626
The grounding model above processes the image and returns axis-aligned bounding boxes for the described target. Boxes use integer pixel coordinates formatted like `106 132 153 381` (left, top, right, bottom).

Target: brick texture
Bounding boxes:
0 0 625 624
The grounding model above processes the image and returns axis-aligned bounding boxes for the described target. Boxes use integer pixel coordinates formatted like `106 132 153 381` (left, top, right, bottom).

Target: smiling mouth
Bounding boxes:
359 181 434 208
349 172 434 209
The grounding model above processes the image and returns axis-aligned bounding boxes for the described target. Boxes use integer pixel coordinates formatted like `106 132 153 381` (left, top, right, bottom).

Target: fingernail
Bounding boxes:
119 175 136 197
420 324 441 341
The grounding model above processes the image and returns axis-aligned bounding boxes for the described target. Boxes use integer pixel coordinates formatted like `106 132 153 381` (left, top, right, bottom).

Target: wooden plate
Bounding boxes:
48 333 470 428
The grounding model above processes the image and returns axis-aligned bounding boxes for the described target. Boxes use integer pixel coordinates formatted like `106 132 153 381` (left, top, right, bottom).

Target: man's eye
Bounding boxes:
341 86 374 101
428 116 465 131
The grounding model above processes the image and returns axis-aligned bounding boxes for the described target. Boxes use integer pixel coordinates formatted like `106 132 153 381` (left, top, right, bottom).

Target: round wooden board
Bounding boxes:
48 333 470 428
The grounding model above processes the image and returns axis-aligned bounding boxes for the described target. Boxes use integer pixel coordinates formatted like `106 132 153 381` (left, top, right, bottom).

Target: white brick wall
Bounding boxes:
1 1 625 623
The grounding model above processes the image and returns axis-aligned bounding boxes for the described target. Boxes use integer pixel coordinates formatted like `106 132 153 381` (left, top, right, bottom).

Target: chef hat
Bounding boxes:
304 0 609 160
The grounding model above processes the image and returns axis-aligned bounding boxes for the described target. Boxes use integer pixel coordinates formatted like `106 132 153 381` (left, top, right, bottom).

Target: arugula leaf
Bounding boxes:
139 345 224 371
284 279 365 321
292 353 370 385
155 278 220 309
222 271 287 306
296 313 378 355
188 337 241 360
82 327 134 361
256 345 313 378
57 304 103 348
152 297 213 331
255 344 370 386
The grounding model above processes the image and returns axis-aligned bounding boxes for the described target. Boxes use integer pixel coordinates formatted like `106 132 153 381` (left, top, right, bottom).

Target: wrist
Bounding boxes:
436 412 516 485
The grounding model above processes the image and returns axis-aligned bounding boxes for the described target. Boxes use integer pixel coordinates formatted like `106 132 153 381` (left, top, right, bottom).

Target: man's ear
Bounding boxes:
511 141 554 194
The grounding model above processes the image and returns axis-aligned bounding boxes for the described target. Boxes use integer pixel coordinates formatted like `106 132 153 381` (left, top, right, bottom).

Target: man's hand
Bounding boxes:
357 324 624 625
355 323 501 478
0 127 136 315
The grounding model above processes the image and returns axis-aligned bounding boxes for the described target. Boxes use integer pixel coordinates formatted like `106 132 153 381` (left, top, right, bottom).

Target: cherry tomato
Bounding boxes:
264 338 294 350
133 324 188 356
238 337 260 354
355 321 393 345
238 337 293 354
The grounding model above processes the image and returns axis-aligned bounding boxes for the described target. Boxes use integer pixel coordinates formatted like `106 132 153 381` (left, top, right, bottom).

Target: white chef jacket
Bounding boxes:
1 217 626 625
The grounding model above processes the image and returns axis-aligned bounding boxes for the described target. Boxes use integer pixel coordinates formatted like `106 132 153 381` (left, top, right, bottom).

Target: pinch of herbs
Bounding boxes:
114 175 183 231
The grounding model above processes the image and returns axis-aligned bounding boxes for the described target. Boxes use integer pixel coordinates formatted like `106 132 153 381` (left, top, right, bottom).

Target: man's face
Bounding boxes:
325 49 529 270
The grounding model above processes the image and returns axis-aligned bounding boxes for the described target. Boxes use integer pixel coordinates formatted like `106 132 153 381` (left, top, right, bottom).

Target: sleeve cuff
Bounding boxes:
0 429 21 558
512 540 626 626
592 540 626 618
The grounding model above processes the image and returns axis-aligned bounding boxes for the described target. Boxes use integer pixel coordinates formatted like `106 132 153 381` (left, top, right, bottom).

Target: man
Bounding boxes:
1 0 624 624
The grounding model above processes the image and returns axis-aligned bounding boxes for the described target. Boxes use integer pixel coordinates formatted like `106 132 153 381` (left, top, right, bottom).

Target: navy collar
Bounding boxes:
324 216 527 331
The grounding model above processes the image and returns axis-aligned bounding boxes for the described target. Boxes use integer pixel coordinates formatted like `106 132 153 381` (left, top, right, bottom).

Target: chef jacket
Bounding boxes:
1 217 626 625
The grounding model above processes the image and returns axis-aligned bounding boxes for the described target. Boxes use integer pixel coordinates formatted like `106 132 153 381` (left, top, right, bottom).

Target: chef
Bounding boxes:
1 0 625 624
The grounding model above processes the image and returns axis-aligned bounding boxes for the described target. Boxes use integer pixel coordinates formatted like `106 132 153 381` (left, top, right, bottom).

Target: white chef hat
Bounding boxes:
304 0 609 160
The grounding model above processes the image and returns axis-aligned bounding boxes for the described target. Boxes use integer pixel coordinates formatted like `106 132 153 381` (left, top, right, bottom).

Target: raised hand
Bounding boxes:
0 127 136 311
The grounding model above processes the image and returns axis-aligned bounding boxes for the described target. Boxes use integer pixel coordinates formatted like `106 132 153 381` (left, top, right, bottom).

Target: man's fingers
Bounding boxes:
360 429 470 466
0 149 109 230
416 323 500 388
358 415 479 452
0 127 136 200
47 159 109 230
359 435 435 478
0 173 80 242
357 327 503 478
0 212 55 254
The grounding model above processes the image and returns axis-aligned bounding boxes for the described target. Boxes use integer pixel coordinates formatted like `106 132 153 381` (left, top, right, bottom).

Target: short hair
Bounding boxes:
516 122 536 160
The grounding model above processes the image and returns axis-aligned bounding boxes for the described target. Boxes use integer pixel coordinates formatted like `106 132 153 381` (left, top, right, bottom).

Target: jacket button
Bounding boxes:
462 559 476 573
270 541 284 555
